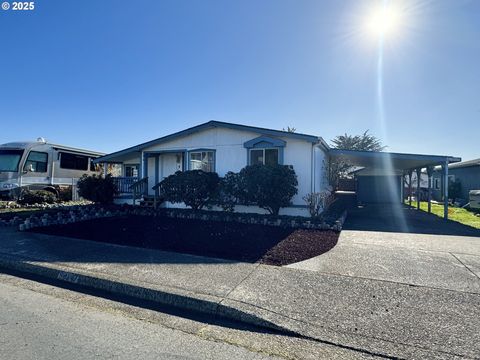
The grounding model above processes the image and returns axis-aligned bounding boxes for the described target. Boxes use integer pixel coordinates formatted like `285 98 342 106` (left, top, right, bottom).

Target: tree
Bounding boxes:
238 164 298 215
159 170 220 210
282 126 296 133
331 130 386 151
329 130 386 188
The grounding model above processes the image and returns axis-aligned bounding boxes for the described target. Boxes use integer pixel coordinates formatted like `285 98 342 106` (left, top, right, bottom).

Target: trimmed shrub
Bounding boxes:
77 174 118 204
160 170 220 210
57 186 73 202
237 164 298 216
18 190 57 205
216 171 242 212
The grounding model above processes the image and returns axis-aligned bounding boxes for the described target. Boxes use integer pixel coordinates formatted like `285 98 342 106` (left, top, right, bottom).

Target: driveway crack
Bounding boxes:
450 253 480 281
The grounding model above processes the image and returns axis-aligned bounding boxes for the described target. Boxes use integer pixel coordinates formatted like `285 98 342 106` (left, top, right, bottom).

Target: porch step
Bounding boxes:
140 196 155 208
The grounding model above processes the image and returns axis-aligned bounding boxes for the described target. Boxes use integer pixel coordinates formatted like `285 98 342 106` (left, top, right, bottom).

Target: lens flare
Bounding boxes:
366 3 402 39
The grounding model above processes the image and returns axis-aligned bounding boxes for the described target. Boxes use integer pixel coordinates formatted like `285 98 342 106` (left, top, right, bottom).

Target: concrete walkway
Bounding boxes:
0 227 479 359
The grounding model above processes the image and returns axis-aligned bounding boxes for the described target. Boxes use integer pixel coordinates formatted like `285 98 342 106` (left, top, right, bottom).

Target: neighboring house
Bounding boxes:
432 158 480 203
94 121 330 216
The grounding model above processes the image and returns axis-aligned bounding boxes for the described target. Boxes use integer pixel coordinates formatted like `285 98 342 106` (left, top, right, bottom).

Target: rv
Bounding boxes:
0 138 105 199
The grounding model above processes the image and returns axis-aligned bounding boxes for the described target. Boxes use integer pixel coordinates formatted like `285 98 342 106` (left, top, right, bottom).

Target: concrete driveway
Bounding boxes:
289 204 480 294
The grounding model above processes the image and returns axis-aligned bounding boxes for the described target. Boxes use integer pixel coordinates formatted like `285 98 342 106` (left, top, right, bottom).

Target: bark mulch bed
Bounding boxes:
31 215 339 266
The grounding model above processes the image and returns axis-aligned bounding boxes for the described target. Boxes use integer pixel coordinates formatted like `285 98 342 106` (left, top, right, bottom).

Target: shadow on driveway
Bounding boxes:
343 204 480 237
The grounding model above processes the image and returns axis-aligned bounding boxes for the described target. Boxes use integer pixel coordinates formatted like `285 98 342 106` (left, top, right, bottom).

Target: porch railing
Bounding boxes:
113 177 137 194
130 177 148 205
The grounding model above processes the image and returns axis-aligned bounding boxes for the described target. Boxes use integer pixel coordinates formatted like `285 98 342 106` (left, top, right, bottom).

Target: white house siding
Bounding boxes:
139 127 328 216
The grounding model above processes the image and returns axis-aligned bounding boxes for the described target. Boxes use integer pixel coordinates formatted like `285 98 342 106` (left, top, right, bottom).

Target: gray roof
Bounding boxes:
448 158 480 169
329 149 461 171
95 120 327 163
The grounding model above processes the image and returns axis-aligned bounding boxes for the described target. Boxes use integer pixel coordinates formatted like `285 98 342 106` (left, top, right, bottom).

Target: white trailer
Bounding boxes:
0 138 104 199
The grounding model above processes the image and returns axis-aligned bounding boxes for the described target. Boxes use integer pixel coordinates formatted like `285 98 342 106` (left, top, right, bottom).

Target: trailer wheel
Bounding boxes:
43 187 59 199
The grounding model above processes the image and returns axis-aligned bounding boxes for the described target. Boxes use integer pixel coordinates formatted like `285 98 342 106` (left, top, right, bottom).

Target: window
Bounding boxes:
189 151 214 172
125 165 139 177
60 152 89 170
249 148 278 166
24 151 48 173
433 178 440 190
0 149 24 172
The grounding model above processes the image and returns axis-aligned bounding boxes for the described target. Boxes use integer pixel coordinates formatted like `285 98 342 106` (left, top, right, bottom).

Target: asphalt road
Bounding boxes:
0 274 278 360
0 273 371 360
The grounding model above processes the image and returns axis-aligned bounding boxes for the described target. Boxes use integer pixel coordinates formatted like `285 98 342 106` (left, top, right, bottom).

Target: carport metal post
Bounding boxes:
408 170 413 206
427 166 434 214
442 161 449 220
416 168 421 210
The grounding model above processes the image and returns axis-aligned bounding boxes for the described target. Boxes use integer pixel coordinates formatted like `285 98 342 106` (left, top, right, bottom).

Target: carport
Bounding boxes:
329 149 461 219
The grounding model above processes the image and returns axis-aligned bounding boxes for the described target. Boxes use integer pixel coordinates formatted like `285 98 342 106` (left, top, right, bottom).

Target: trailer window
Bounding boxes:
24 151 48 173
0 149 24 172
60 152 89 170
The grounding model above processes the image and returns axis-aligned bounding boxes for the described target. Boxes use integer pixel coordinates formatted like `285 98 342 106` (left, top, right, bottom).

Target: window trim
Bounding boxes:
243 136 285 166
187 149 216 172
23 151 48 173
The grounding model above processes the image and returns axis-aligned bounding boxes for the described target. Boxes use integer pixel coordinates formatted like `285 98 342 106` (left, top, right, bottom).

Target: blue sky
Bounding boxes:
0 0 479 160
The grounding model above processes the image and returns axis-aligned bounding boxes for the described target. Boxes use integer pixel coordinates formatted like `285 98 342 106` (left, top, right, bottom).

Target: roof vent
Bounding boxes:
36 137 46 143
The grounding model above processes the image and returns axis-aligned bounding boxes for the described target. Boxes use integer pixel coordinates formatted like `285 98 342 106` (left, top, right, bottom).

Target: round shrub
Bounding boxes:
77 174 118 204
238 164 298 215
159 170 220 210
18 190 57 205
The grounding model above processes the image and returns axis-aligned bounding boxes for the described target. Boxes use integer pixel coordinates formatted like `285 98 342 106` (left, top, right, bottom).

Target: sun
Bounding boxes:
366 4 402 39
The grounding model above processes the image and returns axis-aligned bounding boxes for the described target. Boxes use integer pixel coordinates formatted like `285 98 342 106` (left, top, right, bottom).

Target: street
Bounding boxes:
0 273 369 360
0 273 278 360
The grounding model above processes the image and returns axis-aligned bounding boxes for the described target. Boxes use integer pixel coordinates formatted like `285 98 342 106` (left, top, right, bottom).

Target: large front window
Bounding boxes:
0 149 24 172
250 148 279 166
189 151 214 172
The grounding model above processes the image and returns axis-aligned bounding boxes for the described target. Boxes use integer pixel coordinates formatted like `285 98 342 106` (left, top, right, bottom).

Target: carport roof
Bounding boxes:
329 149 461 171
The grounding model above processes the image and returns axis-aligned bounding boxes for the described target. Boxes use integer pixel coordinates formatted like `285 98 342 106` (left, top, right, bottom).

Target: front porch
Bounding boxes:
101 150 189 205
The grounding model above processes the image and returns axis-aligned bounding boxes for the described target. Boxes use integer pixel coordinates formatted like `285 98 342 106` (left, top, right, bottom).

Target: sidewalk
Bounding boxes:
0 228 479 359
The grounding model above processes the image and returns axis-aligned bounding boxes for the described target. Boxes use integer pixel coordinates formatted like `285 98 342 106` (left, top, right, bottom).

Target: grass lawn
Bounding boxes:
408 201 480 229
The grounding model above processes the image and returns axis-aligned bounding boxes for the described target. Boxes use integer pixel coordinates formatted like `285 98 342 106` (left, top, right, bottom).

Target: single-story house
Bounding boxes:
94 121 330 216
94 120 461 218
431 158 480 204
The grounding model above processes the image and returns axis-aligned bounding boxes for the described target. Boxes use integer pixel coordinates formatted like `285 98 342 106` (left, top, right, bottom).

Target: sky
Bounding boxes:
0 0 479 160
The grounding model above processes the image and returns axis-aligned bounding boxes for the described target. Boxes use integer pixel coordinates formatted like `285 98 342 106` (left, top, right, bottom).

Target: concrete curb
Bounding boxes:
0 252 290 334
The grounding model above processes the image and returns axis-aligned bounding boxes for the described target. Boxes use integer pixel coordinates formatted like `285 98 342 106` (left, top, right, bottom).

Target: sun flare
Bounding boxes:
366 4 402 39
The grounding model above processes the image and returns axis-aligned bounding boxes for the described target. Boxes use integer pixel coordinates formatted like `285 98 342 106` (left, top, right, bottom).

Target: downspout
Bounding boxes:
311 144 315 193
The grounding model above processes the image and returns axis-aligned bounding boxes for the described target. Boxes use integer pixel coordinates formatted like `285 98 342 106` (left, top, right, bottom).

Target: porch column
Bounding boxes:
103 162 108 177
143 153 148 179
399 174 404 204
408 170 413 206
416 168 421 210
442 161 449 220
154 156 159 185
154 155 159 208
426 166 434 214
